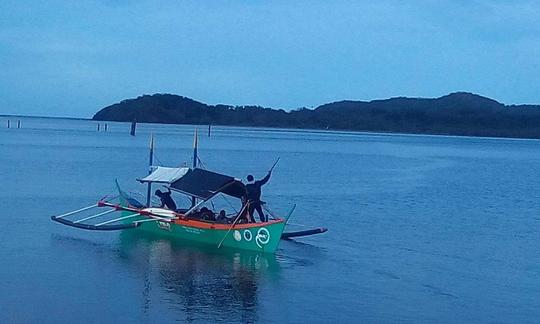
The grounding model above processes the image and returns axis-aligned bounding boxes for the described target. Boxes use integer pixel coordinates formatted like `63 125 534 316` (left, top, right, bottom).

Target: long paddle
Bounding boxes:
217 203 248 249
269 157 280 173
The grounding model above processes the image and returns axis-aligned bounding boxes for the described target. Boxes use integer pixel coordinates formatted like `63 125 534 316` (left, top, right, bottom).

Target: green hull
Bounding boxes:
124 212 286 253
117 183 286 253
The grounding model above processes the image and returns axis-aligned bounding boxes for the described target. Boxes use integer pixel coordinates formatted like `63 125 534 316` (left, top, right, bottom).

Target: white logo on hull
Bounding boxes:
233 230 242 241
157 221 171 231
255 228 270 248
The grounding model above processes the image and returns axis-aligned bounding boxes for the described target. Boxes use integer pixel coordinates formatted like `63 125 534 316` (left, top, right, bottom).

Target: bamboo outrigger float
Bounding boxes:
51 132 326 253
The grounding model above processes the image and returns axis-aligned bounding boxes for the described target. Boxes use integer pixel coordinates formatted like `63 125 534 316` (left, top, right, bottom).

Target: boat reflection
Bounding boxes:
117 230 280 322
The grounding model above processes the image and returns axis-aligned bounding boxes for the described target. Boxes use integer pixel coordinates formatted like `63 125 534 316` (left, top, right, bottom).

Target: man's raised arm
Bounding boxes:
258 171 272 186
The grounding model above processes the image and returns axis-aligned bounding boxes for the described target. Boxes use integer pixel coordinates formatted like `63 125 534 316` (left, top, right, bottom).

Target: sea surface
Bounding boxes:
1 117 539 323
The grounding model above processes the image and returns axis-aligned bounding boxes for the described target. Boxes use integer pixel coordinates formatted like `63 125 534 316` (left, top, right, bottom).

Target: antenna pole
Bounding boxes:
191 129 198 207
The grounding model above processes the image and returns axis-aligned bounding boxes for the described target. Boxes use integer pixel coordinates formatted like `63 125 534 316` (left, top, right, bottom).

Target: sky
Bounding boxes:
1 0 539 117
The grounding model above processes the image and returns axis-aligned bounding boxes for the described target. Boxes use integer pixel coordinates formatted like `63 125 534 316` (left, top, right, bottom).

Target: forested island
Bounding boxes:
93 92 540 139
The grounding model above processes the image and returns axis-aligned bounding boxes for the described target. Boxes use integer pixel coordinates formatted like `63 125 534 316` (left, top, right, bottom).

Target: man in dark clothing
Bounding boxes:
155 189 177 211
245 171 271 222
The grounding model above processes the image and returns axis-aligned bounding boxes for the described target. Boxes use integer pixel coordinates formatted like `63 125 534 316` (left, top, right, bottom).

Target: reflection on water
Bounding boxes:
120 231 280 322
50 232 280 322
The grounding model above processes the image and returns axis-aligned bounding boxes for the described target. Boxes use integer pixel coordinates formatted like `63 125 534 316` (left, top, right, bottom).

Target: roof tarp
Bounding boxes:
170 168 246 199
138 166 190 184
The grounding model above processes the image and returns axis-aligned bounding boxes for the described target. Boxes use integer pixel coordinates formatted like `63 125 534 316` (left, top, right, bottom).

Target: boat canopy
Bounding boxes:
138 166 190 184
170 168 246 200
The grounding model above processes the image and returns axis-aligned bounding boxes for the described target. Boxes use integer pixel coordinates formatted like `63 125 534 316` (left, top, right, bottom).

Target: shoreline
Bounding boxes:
2 114 540 141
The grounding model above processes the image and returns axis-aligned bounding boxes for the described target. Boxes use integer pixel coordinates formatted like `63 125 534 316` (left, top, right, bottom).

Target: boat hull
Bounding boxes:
125 211 286 253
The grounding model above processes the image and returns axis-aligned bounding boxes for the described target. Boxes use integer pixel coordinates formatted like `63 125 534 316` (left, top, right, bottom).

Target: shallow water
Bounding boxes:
1 117 539 323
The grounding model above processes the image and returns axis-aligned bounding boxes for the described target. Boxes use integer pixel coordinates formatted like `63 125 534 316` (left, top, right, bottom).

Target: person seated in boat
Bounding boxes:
217 209 226 221
199 207 216 221
155 188 177 211
245 171 271 222
216 209 231 223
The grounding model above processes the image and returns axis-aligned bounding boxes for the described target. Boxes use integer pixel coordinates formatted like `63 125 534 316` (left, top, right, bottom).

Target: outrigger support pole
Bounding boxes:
95 213 141 227
281 228 328 239
73 209 116 224
52 204 98 219
51 216 140 231
97 201 178 222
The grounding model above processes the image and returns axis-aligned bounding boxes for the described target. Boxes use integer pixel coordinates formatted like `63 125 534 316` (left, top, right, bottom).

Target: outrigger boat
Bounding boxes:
51 132 326 253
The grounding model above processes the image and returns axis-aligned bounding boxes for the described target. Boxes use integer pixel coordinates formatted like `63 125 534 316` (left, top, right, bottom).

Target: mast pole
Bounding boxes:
146 134 154 207
191 129 198 207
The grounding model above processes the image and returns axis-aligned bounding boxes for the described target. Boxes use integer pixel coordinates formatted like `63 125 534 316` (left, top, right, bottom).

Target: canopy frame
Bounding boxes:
169 168 246 200
137 166 190 184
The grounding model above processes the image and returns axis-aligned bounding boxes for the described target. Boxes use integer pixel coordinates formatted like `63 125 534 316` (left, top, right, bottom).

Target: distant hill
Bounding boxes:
93 92 540 138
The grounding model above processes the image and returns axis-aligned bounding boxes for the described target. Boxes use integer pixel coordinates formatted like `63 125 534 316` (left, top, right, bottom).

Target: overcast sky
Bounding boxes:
1 0 539 117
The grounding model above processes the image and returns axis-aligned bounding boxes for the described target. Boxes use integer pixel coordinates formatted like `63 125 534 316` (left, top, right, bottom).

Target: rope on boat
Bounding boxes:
262 204 310 227
197 156 207 169
262 204 277 219
99 194 119 203
153 154 163 167
221 194 239 213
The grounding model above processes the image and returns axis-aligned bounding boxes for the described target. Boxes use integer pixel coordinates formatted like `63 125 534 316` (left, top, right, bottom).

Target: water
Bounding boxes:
1 117 539 323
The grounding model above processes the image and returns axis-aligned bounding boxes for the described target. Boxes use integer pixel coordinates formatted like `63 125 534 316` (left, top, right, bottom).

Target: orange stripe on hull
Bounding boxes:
173 217 284 230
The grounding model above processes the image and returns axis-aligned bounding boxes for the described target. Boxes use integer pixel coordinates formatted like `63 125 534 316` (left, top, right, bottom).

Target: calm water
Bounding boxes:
1 117 540 323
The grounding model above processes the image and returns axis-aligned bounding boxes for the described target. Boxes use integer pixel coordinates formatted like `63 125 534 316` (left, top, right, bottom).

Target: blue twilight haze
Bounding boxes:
0 1 539 117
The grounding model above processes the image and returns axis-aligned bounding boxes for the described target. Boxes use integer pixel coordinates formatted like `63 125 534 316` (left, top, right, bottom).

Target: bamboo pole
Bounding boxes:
217 203 248 249
98 201 178 222
95 213 140 226
53 204 98 219
191 129 198 207
73 209 116 223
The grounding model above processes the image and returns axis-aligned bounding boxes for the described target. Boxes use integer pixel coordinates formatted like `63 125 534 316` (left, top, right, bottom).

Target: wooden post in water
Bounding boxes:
7 120 10 128
17 120 21 129
97 123 100 131
208 124 211 137
130 121 136 136
146 134 154 207
104 123 108 132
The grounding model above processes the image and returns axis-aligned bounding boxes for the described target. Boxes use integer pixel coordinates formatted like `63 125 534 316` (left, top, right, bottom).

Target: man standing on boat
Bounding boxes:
245 171 271 222
155 188 177 211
